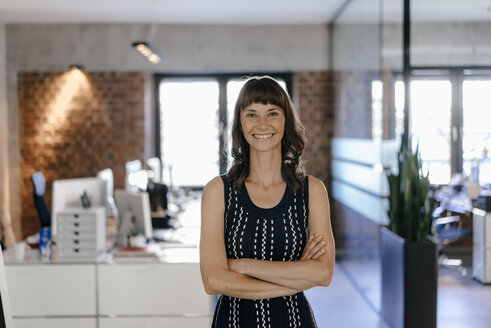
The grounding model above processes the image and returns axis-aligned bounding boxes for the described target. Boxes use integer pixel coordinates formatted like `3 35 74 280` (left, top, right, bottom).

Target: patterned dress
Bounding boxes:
212 175 317 328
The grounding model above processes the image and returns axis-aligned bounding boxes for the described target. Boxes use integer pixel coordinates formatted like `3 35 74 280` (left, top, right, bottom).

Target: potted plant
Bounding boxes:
380 142 437 328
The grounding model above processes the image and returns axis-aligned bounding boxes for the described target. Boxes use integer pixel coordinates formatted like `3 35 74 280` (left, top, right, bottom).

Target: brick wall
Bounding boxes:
331 70 378 139
18 71 146 238
294 71 332 186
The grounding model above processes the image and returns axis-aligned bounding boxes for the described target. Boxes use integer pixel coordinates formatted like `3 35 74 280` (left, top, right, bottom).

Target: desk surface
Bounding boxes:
5 197 202 265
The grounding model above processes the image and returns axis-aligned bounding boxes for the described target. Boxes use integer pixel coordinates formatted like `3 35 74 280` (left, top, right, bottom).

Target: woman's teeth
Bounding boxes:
254 134 273 139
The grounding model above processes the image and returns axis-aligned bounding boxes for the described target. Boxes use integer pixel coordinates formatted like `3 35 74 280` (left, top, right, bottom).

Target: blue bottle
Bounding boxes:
39 227 52 261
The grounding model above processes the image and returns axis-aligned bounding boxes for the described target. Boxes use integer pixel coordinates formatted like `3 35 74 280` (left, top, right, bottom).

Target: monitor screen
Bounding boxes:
115 190 153 245
51 177 106 238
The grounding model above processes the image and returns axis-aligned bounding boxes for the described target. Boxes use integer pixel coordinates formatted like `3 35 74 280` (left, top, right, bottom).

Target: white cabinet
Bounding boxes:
472 208 491 283
14 318 97 328
56 207 106 260
5 264 96 316
98 263 211 316
4 256 212 326
99 317 210 328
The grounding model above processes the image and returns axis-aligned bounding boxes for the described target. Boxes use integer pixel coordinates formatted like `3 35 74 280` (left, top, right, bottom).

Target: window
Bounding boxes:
462 78 491 185
410 79 452 185
159 79 220 187
393 69 491 185
155 74 291 187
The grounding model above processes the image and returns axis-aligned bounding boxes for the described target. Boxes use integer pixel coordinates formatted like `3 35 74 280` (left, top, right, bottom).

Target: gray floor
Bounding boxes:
305 264 389 328
305 261 491 328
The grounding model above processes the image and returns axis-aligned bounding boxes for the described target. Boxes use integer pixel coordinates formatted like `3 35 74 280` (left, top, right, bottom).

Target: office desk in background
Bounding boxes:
3 198 212 328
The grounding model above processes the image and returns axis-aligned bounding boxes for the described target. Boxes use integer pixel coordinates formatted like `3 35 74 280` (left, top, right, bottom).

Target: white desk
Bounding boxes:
5 197 212 327
472 208 491 284
4 244 212 328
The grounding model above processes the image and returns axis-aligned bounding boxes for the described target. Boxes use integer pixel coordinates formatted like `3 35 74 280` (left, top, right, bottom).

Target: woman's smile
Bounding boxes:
253 133 274 139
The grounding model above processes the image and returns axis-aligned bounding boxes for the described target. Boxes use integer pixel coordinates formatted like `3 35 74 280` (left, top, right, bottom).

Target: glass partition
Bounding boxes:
331 0 384 311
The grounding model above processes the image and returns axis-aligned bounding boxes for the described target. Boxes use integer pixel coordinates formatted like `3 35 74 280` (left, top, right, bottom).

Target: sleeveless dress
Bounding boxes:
212 175 317 328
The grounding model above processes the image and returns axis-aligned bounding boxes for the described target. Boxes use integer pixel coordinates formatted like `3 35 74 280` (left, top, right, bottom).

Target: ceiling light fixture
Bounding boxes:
132 41 162 64
68 65 84 78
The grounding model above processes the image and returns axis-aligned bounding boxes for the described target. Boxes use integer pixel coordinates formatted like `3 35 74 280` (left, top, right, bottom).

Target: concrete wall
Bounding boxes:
332 21 491 71
4 23 330 240
332 23 380 71
6 24 329 72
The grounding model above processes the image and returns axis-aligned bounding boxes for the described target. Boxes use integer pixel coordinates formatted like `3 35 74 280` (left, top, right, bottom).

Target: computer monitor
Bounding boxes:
51 177 106 238
0 251 14 328
115 189 153 245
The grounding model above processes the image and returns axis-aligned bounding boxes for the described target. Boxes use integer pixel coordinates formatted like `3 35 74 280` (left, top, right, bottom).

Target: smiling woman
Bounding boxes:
200 76 335 327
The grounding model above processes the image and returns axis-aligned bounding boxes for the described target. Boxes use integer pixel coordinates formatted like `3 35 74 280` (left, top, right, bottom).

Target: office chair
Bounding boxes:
32 171 51 227
429 206 471 277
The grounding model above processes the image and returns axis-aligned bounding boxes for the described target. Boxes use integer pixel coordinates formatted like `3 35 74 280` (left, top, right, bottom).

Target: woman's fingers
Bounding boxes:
301 234 326 260
303 235 320 257
308 240 326 260
300 235 316 260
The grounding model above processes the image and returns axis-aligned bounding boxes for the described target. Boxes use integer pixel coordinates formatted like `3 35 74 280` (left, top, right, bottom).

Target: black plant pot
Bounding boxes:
380 226 438 328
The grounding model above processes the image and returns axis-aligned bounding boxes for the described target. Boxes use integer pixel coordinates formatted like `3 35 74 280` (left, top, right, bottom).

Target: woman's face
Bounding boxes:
240 102 285 153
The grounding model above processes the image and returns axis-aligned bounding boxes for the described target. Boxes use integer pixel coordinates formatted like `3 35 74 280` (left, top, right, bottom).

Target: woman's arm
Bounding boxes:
199 176 301 300
227 176 336 291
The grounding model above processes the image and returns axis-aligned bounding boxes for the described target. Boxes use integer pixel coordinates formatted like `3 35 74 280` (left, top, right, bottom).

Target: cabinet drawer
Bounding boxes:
5 264 96 316
58 225 96 235
57 235 96 245
57 246 98 259
58 212 99 223
14 318 96 328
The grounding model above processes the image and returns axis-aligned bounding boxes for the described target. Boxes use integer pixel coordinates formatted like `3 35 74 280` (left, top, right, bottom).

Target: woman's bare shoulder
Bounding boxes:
204 175 224 191
307 175 327 195
202 176 225 203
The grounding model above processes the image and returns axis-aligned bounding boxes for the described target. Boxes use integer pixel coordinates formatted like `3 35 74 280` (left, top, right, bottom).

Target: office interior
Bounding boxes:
1 0 491 327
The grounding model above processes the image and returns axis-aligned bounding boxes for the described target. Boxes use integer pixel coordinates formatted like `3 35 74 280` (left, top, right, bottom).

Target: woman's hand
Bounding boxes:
300 234 326 260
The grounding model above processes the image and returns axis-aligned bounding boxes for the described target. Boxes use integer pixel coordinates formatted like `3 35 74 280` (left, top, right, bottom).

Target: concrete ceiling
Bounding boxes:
0 0 490 24
0 0 347 24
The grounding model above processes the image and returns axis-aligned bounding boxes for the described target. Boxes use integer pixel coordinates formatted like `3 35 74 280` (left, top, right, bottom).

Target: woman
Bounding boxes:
200 76 335 327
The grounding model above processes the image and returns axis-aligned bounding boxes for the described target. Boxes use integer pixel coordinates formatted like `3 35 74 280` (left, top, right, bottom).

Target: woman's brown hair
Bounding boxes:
226 76 307 193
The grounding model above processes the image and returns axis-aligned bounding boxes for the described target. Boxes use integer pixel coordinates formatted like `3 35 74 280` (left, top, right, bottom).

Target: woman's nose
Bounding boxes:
258 115 268 128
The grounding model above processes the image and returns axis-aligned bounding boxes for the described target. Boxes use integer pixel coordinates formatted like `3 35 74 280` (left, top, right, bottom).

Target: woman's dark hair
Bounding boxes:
226 76 306 193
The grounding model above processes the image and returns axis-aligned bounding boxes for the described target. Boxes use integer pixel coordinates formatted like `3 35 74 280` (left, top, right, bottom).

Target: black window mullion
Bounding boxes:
450 69 463 175
154 75 163 160
218 77 228 175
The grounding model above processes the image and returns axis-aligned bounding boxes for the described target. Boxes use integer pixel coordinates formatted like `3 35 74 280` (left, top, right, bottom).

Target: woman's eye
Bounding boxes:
246 113 256 118
269 111 279 117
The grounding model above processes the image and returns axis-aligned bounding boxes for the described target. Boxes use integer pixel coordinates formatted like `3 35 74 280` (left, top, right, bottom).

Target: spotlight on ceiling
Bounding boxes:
68 65 84 78
132 41 162 64
69 64 84 70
